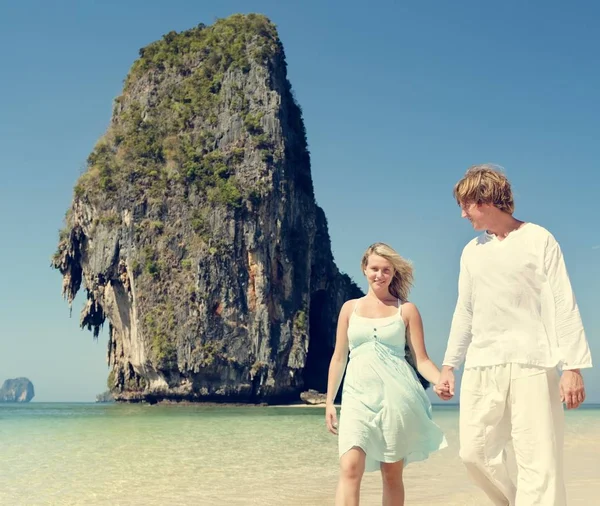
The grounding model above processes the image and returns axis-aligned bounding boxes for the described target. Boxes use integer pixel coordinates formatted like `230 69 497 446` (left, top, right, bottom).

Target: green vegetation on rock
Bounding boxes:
293 309 307 335
144 302 177 370
75 14 280 208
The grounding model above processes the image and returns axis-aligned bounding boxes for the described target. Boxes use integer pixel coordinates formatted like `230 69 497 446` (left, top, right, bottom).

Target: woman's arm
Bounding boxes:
403 302 442 385
325 300 352 434
326 300 352 405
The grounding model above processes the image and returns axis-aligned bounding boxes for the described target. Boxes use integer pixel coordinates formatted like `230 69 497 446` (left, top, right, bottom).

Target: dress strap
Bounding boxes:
397 299 403 317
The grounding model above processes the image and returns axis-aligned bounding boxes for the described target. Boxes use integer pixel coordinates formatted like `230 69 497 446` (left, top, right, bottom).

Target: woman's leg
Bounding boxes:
336 447 366 506
380 460 404 506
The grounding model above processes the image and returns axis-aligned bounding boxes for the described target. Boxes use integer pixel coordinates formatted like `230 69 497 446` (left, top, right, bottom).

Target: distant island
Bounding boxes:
95 390 115 403
0 377 35 403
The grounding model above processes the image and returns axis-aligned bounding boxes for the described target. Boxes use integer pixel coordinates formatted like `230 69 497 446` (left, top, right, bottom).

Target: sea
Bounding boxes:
1 403 599 505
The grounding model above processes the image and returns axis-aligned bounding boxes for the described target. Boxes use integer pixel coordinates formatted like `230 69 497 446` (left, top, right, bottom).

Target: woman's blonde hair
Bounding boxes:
453 164 515 214
361 243 413 302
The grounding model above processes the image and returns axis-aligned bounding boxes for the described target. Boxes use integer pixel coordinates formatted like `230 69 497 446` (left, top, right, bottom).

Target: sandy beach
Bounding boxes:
264 403 600 505
290 407 600 506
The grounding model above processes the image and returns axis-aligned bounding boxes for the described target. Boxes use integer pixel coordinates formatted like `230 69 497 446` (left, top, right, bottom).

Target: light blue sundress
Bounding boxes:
338 298 447 472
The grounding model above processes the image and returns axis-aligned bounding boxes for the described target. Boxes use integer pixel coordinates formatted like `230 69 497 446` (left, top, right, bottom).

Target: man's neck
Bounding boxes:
486 213 524 240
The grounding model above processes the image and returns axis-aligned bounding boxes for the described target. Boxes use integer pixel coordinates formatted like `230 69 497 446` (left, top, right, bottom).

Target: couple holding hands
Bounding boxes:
325 164 592 506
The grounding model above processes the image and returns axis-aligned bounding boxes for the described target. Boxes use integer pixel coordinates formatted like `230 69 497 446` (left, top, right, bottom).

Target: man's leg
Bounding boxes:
459 365 516 506
510 364 566 506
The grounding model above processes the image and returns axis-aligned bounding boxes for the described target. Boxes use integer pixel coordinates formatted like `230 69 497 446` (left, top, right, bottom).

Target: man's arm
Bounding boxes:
545 235 592 409
442 252 473 370
544 236 592 370
437 250 473 398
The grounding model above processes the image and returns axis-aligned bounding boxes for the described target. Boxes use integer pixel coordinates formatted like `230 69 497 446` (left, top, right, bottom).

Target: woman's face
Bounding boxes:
364 254 394 291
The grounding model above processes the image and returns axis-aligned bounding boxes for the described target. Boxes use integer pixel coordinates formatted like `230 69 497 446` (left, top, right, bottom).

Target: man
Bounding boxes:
437 164 592 506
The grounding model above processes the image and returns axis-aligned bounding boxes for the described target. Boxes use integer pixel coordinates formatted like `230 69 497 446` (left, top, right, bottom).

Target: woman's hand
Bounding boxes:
325 403 338 435
433 379 453 401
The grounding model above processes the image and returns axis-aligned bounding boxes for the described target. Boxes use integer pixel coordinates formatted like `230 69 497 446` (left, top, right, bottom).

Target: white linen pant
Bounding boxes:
459 363 566 506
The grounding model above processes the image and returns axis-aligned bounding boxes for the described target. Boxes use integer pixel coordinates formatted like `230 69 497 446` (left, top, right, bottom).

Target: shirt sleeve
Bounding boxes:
544 236 592 370
442 250 473 369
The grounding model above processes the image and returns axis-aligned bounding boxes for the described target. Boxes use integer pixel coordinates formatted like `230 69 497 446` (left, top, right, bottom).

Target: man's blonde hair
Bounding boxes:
361 243 413 302
453 164 514 214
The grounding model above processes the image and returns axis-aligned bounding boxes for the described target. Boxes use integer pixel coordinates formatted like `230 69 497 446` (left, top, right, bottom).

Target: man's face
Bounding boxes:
460 201 488 230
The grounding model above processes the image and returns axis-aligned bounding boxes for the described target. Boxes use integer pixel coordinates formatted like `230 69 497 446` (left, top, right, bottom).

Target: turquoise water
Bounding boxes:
1 403 598 505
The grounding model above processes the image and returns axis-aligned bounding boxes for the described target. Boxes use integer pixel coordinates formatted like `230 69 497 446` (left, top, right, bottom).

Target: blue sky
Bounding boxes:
0 0 598 402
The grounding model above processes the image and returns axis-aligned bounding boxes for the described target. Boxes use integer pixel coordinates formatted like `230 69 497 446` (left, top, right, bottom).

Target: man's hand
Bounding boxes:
435 365 455 401
560 369 586 409
433 382 452 400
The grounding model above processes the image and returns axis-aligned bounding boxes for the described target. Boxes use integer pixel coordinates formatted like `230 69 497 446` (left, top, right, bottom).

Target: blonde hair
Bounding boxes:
361 243 413 302
453 164 515 214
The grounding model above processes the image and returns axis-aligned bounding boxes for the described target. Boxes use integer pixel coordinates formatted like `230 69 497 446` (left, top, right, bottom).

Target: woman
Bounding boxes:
325 243 449 505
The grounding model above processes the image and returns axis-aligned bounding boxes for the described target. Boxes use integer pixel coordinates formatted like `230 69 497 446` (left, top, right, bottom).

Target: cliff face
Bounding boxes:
52 14 362 403
0 378 35 403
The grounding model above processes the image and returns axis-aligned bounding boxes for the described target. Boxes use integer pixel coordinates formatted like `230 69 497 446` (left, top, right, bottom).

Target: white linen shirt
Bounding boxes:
443 223 592 371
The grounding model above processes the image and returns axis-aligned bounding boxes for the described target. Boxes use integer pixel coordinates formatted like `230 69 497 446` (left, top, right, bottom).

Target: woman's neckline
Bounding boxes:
354 296 402 319
352 312 399 321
